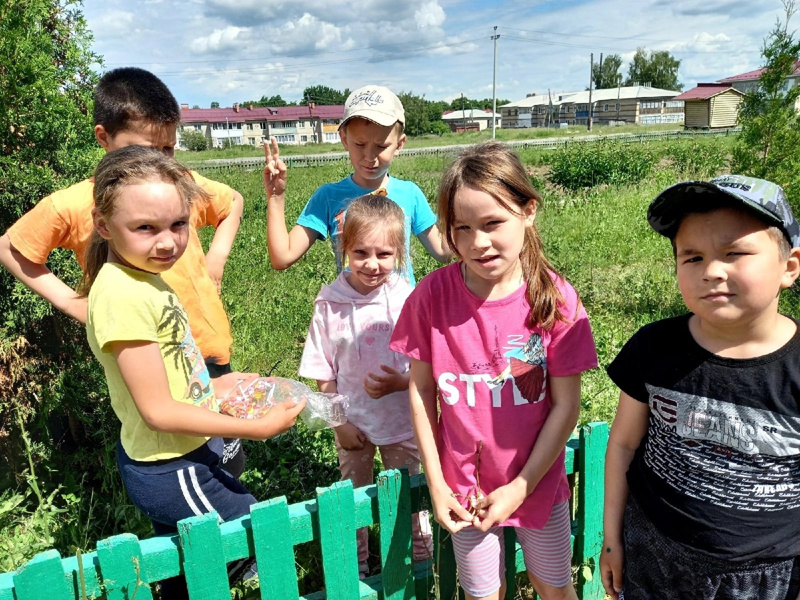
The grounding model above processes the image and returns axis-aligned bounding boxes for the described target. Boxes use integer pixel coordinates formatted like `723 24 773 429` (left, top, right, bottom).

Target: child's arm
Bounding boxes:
318 379 367 450
112 340 305 440
263 138 318 270
416 224 453 263
473 373 581 530
0 233 88 323
409 358 476 533
600 391 649 600
204 189 244 294
363 365 410 399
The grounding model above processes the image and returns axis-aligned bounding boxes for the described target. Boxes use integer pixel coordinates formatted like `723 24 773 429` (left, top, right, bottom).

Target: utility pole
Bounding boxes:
491 26 500 139
587 53 593 131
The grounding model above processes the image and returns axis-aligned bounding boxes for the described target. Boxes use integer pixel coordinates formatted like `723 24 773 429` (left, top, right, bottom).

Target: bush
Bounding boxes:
181 129 207 151
547 140 657 190
665 138 730 178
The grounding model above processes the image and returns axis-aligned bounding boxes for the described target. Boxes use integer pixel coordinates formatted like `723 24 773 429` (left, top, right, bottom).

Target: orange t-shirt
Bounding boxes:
6 172 235 364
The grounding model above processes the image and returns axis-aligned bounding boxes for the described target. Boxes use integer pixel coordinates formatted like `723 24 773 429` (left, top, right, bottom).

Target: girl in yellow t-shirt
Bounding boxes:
81 145 305 596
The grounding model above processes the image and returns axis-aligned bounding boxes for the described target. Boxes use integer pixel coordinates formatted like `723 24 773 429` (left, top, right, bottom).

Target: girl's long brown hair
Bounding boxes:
340 192 407 274
79 145 210 296
438 141 567 330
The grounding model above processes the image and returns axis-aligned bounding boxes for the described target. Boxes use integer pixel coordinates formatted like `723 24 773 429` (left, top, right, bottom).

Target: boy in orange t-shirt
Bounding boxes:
0 67 248 478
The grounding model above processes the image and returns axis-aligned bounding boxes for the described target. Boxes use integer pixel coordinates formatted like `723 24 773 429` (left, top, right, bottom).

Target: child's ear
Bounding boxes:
395 133 407 151
95 125 112 150
782 247 800 289
92 207 112 240
339 128 349 151
523 200 537 226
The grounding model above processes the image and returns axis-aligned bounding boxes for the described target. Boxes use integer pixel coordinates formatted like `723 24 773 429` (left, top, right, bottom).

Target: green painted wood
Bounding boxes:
576 422 609 600
0 573 15 600
63 551 104 599
178 511 230 599
433 523 464 600
377 468 414 600
13 550 72 600
317 480 360 600
503 527 517 600
251 497 300 600
97 533 154 600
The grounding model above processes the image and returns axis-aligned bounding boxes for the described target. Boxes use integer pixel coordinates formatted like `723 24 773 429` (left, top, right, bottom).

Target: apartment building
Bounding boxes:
500 86 683 128
177 103 345 148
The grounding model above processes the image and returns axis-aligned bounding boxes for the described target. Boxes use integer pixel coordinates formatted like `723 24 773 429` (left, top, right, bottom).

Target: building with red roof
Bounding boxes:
177 102 345 149
672 84 744 128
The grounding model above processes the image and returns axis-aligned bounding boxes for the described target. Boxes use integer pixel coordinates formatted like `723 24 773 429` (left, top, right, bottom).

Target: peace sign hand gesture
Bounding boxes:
263 137 287 198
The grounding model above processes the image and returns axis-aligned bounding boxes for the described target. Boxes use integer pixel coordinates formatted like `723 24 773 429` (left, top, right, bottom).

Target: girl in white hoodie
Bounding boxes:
299 193 433 578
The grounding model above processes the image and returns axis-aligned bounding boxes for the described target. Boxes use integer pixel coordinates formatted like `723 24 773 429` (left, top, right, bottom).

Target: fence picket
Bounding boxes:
317 480 360 600
251 497 300 600
179 511 231 598
12 550 72 600
377 469 414 600
576 423 610 600
97 533 154 600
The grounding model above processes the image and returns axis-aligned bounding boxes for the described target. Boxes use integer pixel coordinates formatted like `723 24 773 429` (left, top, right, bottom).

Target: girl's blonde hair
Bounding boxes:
340 192 407 274
438 141 566 330
79 145 210 296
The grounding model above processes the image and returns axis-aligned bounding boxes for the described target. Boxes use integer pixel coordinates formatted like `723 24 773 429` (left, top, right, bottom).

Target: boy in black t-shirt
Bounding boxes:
602 175 800 600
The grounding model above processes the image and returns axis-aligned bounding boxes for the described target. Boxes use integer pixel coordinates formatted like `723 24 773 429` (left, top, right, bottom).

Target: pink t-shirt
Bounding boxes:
390 262 597 527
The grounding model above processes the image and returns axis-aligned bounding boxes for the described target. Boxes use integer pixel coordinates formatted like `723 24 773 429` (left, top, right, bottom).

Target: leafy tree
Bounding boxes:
398 91 430 136
210 101 220 108
592 54 624 89
239 94 295 107
732 0 800 206
625 48 683 91
301 85 347 105
181 129 207 151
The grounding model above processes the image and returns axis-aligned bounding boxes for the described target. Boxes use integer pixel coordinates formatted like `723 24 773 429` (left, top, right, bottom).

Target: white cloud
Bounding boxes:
415 1 446 28
190 26 250 54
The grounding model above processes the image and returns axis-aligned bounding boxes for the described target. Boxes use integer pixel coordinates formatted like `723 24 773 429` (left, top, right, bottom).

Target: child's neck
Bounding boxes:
689 312 796 359
352 173 390 191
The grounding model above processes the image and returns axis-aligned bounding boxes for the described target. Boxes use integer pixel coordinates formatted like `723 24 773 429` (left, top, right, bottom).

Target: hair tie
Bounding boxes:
374 187 388 197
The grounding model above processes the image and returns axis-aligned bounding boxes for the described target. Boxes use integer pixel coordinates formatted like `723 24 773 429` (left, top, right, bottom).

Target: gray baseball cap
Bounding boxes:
648 174 800 248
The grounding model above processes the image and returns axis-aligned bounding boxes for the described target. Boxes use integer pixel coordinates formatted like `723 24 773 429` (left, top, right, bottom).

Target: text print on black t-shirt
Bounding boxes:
645 383 800 511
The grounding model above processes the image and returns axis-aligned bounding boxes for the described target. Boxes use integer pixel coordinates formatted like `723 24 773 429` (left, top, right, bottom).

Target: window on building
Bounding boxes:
247 123 254 130
324 132 339 142
301 134 308 142
275 134 295 142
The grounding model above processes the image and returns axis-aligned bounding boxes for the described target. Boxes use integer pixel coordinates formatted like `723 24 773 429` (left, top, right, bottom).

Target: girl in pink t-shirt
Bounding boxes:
390 142 597 600
299 193 433 578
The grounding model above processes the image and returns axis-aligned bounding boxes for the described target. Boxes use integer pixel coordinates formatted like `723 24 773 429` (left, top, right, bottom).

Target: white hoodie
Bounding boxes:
299 272 414 445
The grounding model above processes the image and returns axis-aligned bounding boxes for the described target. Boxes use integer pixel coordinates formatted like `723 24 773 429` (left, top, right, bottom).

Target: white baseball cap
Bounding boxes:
339 85 405 129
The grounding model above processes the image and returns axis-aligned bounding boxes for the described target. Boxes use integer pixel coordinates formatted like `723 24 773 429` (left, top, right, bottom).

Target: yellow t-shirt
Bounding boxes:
87 262 219 461
6 172 235 364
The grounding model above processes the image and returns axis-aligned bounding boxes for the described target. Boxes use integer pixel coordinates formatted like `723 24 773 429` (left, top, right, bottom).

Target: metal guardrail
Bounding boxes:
187 128 740 173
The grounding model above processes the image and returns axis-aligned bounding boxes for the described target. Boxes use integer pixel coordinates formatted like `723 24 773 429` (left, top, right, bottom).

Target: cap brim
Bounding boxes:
339 111 401 130
647 181 784 238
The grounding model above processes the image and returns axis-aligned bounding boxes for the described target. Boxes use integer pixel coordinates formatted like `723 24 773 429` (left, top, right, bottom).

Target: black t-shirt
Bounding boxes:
607 314 800 561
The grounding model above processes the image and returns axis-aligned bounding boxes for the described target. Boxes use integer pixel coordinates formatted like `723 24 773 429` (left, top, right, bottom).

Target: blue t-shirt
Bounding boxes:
296 175 437 286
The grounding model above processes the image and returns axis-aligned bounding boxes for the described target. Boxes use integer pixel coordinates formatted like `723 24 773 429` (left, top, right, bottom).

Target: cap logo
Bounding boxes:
348 90 385 108
717 181 752 192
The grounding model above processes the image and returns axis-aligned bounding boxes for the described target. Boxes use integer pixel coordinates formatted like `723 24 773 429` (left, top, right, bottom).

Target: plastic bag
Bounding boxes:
219 376 348 431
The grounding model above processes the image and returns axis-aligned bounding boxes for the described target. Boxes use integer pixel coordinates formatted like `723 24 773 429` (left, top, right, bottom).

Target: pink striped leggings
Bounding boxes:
452 501 573 598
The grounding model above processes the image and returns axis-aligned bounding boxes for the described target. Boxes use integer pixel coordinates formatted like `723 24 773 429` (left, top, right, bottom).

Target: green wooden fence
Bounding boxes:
0 422 608 600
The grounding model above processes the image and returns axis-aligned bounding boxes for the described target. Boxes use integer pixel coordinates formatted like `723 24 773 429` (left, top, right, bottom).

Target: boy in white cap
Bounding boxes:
601 174 800 600
264 84 450 287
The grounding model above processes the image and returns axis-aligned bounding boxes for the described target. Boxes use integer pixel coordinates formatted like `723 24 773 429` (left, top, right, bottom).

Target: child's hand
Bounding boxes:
254 397 306 439
363 365 410 399
263 137 287 198
335 422 367 451
429 483 479 534
212 371 259 400
471 479 527 531
600 536 624 600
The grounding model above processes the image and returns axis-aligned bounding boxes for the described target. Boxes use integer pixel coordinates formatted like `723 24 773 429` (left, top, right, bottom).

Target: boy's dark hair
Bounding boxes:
94 68 181 134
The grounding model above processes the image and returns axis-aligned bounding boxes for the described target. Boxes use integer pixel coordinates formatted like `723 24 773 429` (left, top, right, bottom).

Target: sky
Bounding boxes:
81 0 791 108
